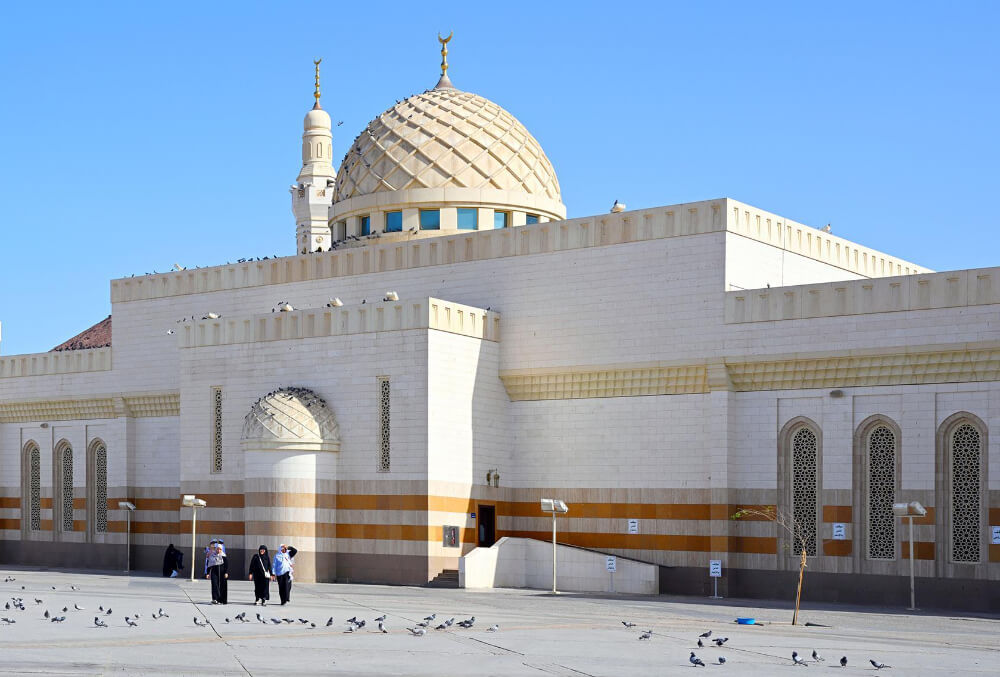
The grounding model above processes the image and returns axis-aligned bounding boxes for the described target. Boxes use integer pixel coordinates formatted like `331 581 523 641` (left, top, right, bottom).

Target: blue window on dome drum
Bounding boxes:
494 211 510 229
360 215 370 236
525 213 539 224
457 208 478 230
420 209 440 230
385 211 402 232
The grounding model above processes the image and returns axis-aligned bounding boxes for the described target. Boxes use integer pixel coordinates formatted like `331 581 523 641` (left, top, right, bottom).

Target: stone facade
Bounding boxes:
0 57 996 609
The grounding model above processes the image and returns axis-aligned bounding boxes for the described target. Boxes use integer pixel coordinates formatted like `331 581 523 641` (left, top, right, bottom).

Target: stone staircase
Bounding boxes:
426 568 459 588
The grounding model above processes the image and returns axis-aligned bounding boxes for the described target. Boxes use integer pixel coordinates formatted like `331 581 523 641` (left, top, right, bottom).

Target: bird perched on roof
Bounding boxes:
124 617 138 627
697 638 704 648
638 630 652 640
194 617 207 627
486 624 499 632
622 620 636 628
378 620 388 633
326 617 334 627
94 617 108 628
383 291 399 302
698 630 712 638
812 650 824 662
611 199 626 213
408 627 426 636
326 298 343 307
202 312 220 320
689 652 705 667
717 656 726 665
51 616 66 623
713 637 729 646
840 656 848 667
792 651 808 666
869 659 892 670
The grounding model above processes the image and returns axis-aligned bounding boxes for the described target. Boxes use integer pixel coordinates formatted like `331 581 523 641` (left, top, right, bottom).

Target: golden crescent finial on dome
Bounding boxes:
313 58 322 109
438 32 453 75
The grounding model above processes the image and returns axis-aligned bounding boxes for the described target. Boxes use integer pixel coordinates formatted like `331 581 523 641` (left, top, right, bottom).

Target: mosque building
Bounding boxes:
1 38 997 608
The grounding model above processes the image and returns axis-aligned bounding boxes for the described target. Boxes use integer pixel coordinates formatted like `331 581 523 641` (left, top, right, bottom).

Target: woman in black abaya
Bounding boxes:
205 543 228 604
248 545 272 605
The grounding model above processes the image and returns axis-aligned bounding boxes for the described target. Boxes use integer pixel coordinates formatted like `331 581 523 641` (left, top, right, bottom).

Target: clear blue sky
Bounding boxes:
1 2 997 355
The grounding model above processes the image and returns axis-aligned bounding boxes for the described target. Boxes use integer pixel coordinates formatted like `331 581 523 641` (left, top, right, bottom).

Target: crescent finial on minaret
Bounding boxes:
313 58 322 109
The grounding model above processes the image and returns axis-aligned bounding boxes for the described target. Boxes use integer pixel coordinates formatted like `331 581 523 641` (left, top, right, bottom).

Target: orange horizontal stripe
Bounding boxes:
0 519 19 530
190 493 245 509
822 505 852 523
132 498 180 511
73 498 87 509
245 493 336 509
40 519 53 530
823 540 852 556
40 498 53 509
246 521 336 539
990 508 1000 525
990 544 1000 563
178 520 243 535
0 497 21 509
901 541 935 560
500 530 777 554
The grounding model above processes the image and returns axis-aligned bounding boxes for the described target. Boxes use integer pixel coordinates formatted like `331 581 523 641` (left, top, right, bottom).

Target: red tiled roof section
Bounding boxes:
51 315 112 352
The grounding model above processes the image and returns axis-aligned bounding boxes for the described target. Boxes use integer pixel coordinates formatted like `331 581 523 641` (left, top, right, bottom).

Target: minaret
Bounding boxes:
292 59 336 254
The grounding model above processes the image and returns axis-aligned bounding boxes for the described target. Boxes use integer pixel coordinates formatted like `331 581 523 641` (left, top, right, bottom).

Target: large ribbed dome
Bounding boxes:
333 86 561 202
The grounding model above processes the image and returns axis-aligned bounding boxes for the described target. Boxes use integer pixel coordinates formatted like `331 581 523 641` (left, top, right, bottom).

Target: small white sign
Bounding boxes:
606 556 617 573
709 559 722 578
627 519 639 534
991 526 1000 545
832 523 847 540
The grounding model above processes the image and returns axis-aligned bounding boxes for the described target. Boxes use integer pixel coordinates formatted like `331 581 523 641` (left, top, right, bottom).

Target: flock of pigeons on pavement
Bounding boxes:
4 574 901 670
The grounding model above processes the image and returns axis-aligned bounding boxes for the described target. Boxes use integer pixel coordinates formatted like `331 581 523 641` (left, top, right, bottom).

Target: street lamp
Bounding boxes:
540 498 569 594
892 500 927 610
182 495 207 582
118 502 136 573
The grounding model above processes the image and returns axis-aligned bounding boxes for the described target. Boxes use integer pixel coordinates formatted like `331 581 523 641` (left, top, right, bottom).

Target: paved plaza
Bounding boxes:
0 569 997 675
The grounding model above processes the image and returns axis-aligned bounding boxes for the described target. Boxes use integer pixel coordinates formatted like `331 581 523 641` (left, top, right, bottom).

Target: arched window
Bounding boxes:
949 423 983 563
22 442 41 532
791 427 818 556
55 442 74 532
88 440 108 535
866 425 897 560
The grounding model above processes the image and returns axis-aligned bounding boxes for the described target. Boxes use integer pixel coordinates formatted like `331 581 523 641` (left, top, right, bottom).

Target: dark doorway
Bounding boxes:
477 504 496 547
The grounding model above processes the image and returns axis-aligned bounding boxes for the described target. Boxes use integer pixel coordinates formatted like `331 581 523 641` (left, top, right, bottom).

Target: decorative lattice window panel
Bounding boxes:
61 447 74 532
28 446 41 531
211 387 223 473
93 444 108 533
867 425 896 560
377 377 390 472
950 424 981 563
791 427 818 556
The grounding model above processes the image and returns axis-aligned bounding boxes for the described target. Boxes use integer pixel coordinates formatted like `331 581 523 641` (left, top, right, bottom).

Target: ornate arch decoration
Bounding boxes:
87 438 109 538
241 387 340 453
852 415 902 565
935 412 988 569
777 416 822 562
21 440 41 535
53 439 74 534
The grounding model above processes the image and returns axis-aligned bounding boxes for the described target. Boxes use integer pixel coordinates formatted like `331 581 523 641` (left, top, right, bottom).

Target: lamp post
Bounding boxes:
540 498 569 594
892 500 927 610
118 502 136 573
182 495 207 582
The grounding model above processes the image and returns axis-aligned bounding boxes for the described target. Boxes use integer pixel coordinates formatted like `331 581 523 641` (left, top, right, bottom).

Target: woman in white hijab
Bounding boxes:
205 543 228 604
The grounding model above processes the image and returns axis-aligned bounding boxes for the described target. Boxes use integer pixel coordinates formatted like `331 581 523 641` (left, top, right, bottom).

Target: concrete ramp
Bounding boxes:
459 537 658 594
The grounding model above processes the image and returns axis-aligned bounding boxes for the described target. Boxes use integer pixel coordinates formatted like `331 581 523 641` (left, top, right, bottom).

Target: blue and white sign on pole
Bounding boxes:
708 559 723 599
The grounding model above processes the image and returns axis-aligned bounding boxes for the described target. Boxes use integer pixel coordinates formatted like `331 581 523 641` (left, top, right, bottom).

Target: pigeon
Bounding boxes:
408 627 426 636
270 618 282 624
326 617 334 627
689 652 705 667
346 616 358 625
0 618 15 624
158 608 169 618
697 638 704 648
374 614 386 622
416 620 430 628
812 650 824 662
622 621 636 628
423 613 436 622
639 630 652 640
224 618 231 623
443 618 454 627
133 613 140 619
125 617 138 627
62 606 69 613
713 637 729 646
34 598 43 605
70 586 79 591
74 603 84 611
51 586 56 590
106 608 113 615
283 618 294 624
487 624 499 632
840 657 848 667
355 620 366 629
869 660 891 670
194 617 208 627
298 618 310 624
378 620 388 633
435 622 448 630
457 616 475 628
51 616 66 623
792 651 808 666
698 630 712 638
44 610 50 619
718 657 726 665
99 606 104 612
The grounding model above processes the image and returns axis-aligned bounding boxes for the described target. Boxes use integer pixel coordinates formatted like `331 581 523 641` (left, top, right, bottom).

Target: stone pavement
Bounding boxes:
0 568 996 675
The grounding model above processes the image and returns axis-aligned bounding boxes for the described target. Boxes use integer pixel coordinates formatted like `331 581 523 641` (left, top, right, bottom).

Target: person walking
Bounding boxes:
248 545 272 606
161 544 183 578
271 544 297 605
205 543 228 604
